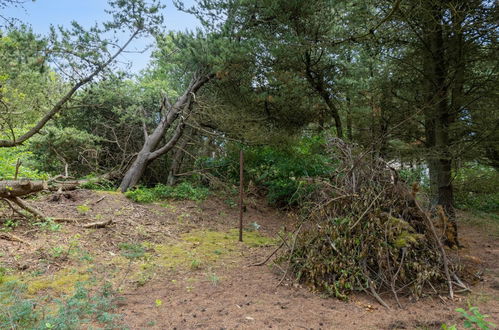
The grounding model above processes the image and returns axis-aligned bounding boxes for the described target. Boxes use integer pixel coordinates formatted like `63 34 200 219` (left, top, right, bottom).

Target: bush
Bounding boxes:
0 145 48 180
125 181 210 203
207 136 333 207
454 164 499 213
29 126 102 176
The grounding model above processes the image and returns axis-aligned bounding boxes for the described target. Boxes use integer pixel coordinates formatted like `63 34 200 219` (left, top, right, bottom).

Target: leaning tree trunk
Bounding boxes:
119 74 213 192
166 129 192 186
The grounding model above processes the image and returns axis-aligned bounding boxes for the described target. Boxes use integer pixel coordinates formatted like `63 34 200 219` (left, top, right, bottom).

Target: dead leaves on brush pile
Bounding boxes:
285 138 461 302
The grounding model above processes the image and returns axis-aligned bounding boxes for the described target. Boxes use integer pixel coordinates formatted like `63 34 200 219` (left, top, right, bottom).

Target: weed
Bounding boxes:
207 272 220 286
190 259 202 270
442 306 496 330
224 198 237 208
76 204 91 214
34 218 61 232
2 218 19 229
118 242 146 260
49 246 66 258
247 222 261 231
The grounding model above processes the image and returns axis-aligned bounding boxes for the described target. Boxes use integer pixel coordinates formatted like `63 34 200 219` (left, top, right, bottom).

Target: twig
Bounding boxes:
0 232 31 246
276 223 303 287
413 197 454 299
90 196 106 205
349 190 383 230
14 159 21 180
369 282 391 309
82 219 112 228
250 241 285 266
391 248 406 308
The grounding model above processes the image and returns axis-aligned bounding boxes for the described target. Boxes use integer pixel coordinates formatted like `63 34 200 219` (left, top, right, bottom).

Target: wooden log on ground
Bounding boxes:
0 180 48 198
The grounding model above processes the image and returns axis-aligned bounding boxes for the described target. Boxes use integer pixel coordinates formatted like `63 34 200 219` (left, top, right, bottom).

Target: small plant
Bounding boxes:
0 281 122 329
76 204 91 214
118 242 145 260
190 259 202 270
2 218 19 229
49 246 66 258
34 218 61 232
207 272 220 286
442 306 496 330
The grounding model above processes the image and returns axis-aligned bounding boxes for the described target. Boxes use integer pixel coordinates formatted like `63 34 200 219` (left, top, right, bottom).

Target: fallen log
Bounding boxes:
0 180 48 198
0 173 115 198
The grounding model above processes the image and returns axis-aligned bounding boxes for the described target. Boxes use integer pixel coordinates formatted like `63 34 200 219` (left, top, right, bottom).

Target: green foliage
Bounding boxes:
29 126 102 176
398 166 429 189
0 281 122 329
454 164 499 213
118 242 146 260
442 306 496 330
0 144 48 180
76 204 91 214
241 137 333 206
125 182 210 203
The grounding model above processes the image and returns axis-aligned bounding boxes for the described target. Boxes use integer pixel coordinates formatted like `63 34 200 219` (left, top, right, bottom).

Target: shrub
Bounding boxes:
212 136 333 207
454 164 499 213
125 181 210 203
0 144 48 180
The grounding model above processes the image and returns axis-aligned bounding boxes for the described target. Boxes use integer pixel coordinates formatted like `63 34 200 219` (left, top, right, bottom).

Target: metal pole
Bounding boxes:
239 149 244 242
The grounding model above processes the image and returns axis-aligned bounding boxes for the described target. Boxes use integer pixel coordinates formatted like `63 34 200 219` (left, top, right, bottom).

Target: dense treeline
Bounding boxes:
1 1 497 229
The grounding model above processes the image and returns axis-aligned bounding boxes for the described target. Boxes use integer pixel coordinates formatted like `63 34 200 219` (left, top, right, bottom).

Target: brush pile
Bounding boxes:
284 138 464 305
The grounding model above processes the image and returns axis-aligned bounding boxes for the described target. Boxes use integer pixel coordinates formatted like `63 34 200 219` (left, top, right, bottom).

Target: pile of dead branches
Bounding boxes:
281 138 465 306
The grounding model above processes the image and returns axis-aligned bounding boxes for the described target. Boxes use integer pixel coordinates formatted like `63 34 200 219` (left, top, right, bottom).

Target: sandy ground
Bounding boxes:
0 189 497 329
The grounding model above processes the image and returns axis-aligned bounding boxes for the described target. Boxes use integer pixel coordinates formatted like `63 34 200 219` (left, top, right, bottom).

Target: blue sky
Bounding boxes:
2 0 200 73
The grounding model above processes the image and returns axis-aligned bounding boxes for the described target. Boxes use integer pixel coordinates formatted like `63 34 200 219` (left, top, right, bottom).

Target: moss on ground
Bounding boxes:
27 268 90 295
109 229 275 286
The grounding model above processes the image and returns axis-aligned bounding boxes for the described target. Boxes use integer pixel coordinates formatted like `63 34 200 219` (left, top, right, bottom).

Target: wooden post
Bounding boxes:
239 149 244 242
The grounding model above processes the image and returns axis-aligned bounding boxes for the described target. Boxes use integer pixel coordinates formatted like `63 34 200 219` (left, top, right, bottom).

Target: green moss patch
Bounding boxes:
27 268 90 295
108 229 275 286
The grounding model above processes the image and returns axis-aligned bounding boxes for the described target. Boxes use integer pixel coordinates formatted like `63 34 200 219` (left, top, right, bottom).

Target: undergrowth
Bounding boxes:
0 280 123 329
454 164 499 213
125 181 209 203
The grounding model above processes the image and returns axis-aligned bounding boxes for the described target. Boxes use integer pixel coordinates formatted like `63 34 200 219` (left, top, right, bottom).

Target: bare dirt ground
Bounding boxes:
0 189 497 329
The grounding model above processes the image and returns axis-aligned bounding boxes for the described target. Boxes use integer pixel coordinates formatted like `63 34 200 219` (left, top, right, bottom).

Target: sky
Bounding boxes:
1 0 201 73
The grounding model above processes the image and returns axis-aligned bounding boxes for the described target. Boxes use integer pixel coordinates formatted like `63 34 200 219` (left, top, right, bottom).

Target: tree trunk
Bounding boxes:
422 2 459 246
119 74 213 192
166 132 191 186
0 180 48 197
119 150 152 192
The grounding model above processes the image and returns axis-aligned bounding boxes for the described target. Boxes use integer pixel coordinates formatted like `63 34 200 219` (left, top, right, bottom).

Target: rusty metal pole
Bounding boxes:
239 149 244 242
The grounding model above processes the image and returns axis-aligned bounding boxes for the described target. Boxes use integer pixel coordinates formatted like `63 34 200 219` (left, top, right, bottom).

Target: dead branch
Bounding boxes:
413 196 454 299
0 232 31 246
82 219 112 229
